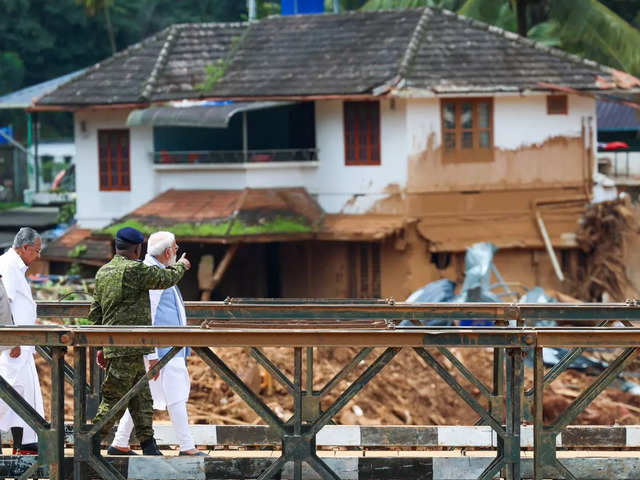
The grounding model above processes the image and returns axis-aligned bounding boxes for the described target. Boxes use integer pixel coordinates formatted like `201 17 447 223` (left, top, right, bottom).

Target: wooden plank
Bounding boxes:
561 426 626 447
361 426 437 446
4 456 640 479
4 425 640 448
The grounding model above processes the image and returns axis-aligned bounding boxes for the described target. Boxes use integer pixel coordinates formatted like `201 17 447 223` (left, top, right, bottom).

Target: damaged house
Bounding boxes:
33 7 640 300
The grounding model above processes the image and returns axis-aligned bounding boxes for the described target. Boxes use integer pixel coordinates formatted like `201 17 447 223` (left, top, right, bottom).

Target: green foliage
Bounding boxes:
0 202 22 211
57 201 76 224
0 52 24 95
101 216 312 237
67 263 82 276
68 244 88 258
198 59 229 91
229 217 312 235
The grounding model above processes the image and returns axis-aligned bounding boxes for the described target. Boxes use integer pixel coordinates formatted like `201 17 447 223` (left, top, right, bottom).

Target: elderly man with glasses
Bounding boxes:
0 227 44 455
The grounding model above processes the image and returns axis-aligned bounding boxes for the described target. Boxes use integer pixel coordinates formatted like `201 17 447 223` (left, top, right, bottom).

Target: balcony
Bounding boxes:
152 148 318 165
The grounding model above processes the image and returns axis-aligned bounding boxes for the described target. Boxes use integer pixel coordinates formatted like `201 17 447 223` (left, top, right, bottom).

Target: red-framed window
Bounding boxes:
98 129 130 191
441 98 494 163
343 101 380 165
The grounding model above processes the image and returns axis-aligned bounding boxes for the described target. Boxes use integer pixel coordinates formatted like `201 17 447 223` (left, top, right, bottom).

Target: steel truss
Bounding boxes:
0 300 639 479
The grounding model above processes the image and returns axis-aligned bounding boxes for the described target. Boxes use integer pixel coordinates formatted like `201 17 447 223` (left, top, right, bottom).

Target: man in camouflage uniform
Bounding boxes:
88 227 190 456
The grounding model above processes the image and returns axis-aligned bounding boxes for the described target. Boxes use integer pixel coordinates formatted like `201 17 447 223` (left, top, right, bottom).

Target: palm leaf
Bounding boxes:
549 0 640 75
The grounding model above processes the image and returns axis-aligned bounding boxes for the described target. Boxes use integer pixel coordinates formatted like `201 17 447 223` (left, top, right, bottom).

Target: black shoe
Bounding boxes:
18 443 38 455
107 445 138 456
140 438 163 456
92 435 102 457
10 427 23 454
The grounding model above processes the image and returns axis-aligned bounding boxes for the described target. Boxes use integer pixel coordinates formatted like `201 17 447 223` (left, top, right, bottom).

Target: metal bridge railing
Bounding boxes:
1 301 640 480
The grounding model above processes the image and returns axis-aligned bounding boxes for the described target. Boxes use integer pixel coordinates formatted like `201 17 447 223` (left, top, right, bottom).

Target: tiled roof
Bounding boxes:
597 100 640 131
37 8 639 106
100 188 324 241
42 227 112 265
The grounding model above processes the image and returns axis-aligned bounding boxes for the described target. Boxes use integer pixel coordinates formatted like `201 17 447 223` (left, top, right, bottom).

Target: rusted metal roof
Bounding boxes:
418 202 584 252
99 188 324 243
42 227 112 265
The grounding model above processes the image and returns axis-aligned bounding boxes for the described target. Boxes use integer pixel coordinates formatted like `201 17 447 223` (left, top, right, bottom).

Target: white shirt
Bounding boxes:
143 254 187 360
0 248 37 354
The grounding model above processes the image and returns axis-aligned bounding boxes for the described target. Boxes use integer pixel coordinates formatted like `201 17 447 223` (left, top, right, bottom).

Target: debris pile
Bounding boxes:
572 198 639 301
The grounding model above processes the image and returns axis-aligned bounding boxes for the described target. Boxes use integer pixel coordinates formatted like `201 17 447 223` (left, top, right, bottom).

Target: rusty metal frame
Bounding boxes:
1 301 640 479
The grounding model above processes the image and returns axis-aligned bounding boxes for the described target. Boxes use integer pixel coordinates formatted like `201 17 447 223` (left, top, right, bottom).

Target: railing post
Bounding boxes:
504 347 523 480
533 347 544 480
50 346 66 480
88 347 102 419
74 346 89 480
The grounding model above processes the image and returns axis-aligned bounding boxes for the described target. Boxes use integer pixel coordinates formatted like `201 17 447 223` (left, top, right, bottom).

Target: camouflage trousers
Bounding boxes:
93 354 154 443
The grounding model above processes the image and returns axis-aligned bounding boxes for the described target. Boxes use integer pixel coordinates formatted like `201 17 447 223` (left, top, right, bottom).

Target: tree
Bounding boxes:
77 0 117 54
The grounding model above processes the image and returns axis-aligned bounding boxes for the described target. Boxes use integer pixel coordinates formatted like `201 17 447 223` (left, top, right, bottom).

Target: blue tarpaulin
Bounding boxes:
0 126 13 145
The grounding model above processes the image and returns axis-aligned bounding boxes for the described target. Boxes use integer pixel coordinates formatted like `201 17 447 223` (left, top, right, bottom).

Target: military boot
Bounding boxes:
140 438 163 456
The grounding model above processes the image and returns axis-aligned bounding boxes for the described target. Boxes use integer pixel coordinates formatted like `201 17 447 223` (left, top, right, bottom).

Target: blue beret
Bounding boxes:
116 227 144 244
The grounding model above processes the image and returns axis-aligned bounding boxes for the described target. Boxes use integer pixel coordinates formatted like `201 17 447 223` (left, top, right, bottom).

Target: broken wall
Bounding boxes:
312 99 409 214
406 95 595 194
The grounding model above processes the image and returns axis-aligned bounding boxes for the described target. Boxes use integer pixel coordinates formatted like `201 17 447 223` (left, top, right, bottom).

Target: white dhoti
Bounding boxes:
113 356 194 451
0 347 44 445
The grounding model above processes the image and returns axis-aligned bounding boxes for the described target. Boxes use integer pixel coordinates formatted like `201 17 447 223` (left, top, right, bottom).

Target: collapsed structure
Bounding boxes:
32 7 640 300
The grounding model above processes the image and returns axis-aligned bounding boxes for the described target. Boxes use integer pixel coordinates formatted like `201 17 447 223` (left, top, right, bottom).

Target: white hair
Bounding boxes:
147 231 175 257
13 227 40 248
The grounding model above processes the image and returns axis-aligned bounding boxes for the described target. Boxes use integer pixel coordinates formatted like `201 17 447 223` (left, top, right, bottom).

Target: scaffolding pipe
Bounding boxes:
247 0 257 20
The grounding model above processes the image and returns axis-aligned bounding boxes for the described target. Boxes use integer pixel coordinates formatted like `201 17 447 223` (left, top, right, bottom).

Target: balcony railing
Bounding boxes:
153 149 318 165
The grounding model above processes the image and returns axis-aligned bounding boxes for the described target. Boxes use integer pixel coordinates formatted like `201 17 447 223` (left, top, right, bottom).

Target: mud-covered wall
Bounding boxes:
379 226 566 301
276 234 567 301
406 95 595 194
280 241 350 298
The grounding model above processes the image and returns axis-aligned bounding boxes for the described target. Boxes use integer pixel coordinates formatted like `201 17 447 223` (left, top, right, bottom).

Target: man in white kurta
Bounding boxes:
0 227 44 453
110 231 204 456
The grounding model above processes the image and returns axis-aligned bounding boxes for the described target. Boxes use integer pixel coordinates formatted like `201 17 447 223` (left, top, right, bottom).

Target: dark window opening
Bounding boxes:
547 95 568 115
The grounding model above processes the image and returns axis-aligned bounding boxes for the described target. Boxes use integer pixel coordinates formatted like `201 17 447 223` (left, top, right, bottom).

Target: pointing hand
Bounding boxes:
178 253 191 270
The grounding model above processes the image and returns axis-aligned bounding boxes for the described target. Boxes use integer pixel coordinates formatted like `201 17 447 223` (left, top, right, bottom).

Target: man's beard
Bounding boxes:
168 252 177 266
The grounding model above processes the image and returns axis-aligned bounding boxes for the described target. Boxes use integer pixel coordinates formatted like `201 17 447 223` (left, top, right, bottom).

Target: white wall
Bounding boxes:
311 99 408 214
73 95 596 228
153 162 317 192
75 109 155 229
597 151 640 179
26 141 76 192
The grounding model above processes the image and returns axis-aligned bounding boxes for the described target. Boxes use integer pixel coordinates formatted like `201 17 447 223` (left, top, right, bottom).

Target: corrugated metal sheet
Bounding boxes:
126 101 297 128
597 100 640 131
0 69 86 109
